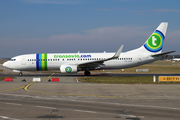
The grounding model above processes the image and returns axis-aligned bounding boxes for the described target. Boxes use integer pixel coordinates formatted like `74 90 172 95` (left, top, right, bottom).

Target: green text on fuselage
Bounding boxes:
54 54 80 58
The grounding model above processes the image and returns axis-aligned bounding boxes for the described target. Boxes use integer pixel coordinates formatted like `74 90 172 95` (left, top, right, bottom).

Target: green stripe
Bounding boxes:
41 53 48 71
44 53 47 70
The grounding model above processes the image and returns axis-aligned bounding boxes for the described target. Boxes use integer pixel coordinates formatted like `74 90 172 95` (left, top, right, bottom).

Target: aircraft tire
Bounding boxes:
84 71 91 76
19 72 23 76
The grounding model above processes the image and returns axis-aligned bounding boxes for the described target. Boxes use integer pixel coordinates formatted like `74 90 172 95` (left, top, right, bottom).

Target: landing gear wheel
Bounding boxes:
84 71 91 76
19 72 23 76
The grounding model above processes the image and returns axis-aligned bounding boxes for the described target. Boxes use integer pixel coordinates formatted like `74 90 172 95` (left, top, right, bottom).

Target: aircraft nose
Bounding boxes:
3 61 10 68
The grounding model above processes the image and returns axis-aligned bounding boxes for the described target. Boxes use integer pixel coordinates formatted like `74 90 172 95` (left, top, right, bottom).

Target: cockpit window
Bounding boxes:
10 59 16 61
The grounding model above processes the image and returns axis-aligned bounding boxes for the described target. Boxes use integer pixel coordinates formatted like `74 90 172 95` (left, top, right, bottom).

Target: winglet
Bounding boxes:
112 45 124 59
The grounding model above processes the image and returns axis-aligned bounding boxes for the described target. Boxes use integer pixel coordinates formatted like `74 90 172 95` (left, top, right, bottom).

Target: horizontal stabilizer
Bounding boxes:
151 50 176 57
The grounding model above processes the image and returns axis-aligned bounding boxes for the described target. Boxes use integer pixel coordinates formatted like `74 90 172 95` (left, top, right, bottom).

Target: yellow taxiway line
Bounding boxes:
1 73 164 99
0 73 54 93
0 86 25 92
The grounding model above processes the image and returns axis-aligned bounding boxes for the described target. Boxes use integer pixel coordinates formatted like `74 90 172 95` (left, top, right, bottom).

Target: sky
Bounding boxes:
0 0 180 58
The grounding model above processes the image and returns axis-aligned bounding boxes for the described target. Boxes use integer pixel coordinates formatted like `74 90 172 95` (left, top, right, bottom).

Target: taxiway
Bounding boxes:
0 64 180 120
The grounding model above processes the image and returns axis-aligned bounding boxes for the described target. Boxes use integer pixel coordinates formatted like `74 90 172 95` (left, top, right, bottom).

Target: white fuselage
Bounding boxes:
3 51 158 72
172 58 180 62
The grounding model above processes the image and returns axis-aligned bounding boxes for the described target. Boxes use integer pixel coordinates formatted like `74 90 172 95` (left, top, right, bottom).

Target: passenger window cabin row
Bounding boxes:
27 58 133 62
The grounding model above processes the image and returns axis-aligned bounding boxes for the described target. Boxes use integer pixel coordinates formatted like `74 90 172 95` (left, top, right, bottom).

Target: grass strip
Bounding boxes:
0 77 6 81
78 76 180 84
0 77 16 81
100 64 180 74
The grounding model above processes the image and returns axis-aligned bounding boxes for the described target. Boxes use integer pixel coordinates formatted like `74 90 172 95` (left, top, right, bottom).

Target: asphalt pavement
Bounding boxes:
0 64 180 120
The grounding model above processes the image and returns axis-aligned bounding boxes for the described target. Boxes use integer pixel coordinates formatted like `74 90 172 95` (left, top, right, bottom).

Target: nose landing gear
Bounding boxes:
19 72 23 76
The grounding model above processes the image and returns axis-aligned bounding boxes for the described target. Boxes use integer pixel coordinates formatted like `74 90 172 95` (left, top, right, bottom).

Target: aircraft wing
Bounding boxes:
151 50 176 57
78 45 124 69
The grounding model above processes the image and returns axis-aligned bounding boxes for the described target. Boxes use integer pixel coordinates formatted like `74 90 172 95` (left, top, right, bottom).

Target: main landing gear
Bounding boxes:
84 71 91 76
19 72 23 76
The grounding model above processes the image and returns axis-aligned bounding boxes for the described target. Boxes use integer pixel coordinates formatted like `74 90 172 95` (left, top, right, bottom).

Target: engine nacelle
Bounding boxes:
60 64 78 73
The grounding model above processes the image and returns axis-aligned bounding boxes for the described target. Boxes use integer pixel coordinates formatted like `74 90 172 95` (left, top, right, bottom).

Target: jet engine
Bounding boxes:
60 64 78 73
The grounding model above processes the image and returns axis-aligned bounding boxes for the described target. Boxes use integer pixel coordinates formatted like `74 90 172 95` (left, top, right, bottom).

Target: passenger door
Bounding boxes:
137 54 142 64
21 56 26 65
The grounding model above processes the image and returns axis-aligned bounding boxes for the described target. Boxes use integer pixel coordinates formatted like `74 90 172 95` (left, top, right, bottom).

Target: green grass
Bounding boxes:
151 60 179 65
120 64 180 73
78 76 180 84
0 77 6 81
84 61 180 84
100 61 180 74
0 70 3 72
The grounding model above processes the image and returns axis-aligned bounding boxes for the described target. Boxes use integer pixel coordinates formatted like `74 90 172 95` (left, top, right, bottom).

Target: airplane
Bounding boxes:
172 58 180 62
3 22 175 76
